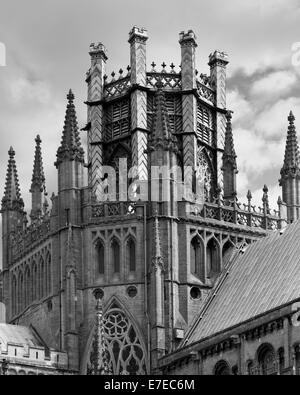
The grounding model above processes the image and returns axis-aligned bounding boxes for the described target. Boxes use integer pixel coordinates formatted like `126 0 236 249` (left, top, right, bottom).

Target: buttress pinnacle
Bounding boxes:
55 90 85 167
281 111 300 177
1 147 24 211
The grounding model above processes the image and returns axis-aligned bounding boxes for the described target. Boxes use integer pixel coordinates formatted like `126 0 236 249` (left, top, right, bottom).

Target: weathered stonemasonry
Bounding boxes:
0 27 297 375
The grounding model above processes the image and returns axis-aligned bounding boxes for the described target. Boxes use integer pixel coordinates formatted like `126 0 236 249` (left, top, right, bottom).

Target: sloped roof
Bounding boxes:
183 220 300 346
0 324 43 348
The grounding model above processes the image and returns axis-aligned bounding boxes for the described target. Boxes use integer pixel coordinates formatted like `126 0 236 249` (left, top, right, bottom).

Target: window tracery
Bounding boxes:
87 305 147 375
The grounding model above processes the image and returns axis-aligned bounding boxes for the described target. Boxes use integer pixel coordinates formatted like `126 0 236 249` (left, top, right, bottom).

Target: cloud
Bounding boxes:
10 77 51 104
251 70 297 99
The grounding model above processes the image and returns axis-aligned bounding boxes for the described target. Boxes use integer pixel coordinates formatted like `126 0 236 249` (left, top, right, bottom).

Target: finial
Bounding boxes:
161 62 166 70
151 61 156 70
67 89 74 102
288 111 295 123
262 185 270 214
170 62 175 72
277 196 283 206
8 146 15 157
119 68 123 78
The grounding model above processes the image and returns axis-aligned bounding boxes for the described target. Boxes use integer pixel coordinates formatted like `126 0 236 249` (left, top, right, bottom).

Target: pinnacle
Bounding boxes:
223 111 237 161
30 134 46 193
281 111 300 174
2 147 24 211
55 90 84 167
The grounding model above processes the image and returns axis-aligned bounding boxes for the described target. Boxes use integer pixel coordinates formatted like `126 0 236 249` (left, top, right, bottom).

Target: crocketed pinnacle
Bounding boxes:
89 295 111 375
30 135 46 193
152 213 164 271
1 147 24 211
55 90 85 167
281 111 300 177
223 111 237 168
148 81 177 152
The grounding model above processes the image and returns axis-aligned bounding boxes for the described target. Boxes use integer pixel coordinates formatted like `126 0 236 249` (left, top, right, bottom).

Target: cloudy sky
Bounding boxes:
0 0 300 244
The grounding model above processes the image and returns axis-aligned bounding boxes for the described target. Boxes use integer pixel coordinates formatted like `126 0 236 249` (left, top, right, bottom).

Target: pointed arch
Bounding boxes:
45 251 51 295
39 256 45 299
24 266 31 307
190 235 205 282
32 262 37 301
95 238 105 276
111 237 121 274
126 236 136 273
12 274 17 316
81 296 148 375
222 240 235 268
206 237 221 278
18 270 24 313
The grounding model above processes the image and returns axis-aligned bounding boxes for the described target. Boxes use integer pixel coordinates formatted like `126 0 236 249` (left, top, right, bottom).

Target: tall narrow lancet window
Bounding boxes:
111 239 120 274
96 241 105 275
206 238 220 277
190 237 205 282
12 275 17 316
126 238 136 273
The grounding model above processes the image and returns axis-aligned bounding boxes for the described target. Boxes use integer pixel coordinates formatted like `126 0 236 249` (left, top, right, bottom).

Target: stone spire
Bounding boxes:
30 135 46 221
89 290 111 375
222 111 238 201
55 90 84 167
30 135 45 193
279 111 300 223
1 147 24 211
281 111 300 177
148 82 177 152
223 111 237 165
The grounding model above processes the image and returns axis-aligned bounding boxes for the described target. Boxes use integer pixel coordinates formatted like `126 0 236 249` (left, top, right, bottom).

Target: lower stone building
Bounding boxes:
0 324 69 375
159 220 300 375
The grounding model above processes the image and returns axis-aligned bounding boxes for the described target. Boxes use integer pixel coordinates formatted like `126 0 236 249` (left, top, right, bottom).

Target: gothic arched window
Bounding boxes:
207 238 220 277
111 239 121 274
87 303 148 375
32 263 37 301
190 237 205 282
12 275 17 316
25 266 31 307
96 241 105 275
214 360 231 375
46 252 51 295
257 344 277 375
222 240 235 268
127 238 136 273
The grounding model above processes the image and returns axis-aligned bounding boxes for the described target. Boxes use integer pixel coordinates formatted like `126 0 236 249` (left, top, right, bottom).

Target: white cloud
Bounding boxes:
255 97 300 139
10 77 51 104
251 70 297 98
227 89 252 123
